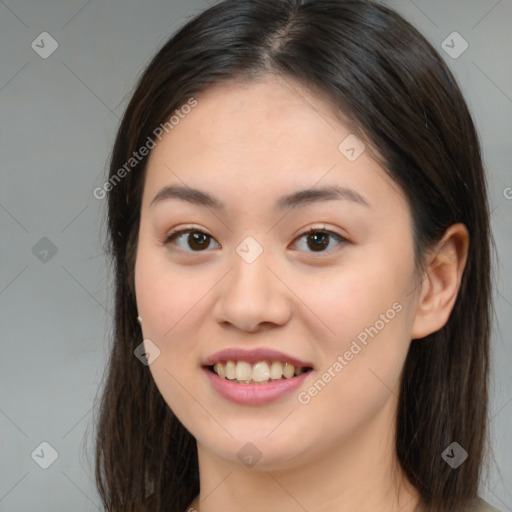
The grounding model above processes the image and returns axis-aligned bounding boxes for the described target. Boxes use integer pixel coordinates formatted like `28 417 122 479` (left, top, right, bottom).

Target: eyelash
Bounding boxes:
163 226 347 254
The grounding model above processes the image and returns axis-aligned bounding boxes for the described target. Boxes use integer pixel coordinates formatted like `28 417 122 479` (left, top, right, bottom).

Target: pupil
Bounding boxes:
308 232 328 251
190 232 208 250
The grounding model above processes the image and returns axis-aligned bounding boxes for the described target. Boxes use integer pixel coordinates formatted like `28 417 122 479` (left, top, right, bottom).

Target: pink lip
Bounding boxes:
202 348 313 368
203 367 312 405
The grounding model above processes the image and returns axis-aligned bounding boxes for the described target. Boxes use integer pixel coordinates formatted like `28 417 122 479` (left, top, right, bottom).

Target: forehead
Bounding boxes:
142 76 408 214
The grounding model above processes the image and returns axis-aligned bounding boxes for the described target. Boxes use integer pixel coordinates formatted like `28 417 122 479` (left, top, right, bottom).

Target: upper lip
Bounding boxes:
203 348 313 368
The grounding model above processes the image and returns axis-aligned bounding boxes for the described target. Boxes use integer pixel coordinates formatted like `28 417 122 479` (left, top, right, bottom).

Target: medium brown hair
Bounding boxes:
94 1 494 511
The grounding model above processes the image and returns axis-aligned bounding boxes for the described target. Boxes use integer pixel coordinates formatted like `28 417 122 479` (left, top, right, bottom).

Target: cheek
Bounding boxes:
297 300 410 450
301 255 409 346
134 246 212 428
298 251 413 401
135 244 203 339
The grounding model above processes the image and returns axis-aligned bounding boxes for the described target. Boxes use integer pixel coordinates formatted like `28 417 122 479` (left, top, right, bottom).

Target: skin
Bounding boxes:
134 75 469 512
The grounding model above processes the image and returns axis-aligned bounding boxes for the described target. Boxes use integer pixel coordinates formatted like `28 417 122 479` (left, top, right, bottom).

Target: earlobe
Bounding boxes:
411 223 469 340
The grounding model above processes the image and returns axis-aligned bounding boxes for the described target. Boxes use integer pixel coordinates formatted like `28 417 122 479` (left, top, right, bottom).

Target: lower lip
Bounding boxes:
203 367 311 405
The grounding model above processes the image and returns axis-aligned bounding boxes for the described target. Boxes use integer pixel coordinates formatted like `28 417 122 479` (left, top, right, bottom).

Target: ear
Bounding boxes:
411 223 469 340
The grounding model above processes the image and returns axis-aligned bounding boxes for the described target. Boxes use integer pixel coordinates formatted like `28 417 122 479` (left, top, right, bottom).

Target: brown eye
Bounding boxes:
164 229 220 252
187 232 210 251
294 229 346 253
306 231 329 251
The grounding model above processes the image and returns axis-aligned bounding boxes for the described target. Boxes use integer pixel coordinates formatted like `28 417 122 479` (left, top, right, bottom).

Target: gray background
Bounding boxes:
0 0 510 510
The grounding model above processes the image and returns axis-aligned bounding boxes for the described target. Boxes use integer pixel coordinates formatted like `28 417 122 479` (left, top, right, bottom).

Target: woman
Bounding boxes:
94 1 499 511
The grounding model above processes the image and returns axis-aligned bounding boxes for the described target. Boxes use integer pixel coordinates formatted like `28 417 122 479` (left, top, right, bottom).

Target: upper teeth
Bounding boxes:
213 360 307 383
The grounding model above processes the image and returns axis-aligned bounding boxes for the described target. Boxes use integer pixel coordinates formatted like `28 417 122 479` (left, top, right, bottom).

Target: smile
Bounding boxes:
203 365 313 405
208 360 313 384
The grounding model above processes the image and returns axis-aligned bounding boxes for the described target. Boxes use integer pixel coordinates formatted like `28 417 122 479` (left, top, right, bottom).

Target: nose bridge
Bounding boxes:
213 234 290 330
230 234 274 304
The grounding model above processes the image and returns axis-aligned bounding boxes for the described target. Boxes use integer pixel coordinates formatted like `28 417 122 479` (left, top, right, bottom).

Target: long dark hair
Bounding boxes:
94 1 493 511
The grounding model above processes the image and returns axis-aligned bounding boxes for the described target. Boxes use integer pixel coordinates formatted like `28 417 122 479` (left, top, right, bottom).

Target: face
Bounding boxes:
134 76 422 471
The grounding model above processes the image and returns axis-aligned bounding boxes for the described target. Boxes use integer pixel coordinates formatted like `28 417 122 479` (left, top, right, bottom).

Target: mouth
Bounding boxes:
202 348 314 404
205 360 314 384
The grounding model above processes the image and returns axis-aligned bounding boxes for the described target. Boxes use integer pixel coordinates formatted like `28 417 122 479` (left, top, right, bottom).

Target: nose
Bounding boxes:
212 242 292 333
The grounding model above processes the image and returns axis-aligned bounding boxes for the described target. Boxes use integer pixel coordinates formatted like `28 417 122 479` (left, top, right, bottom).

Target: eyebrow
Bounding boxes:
150 184 370 210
